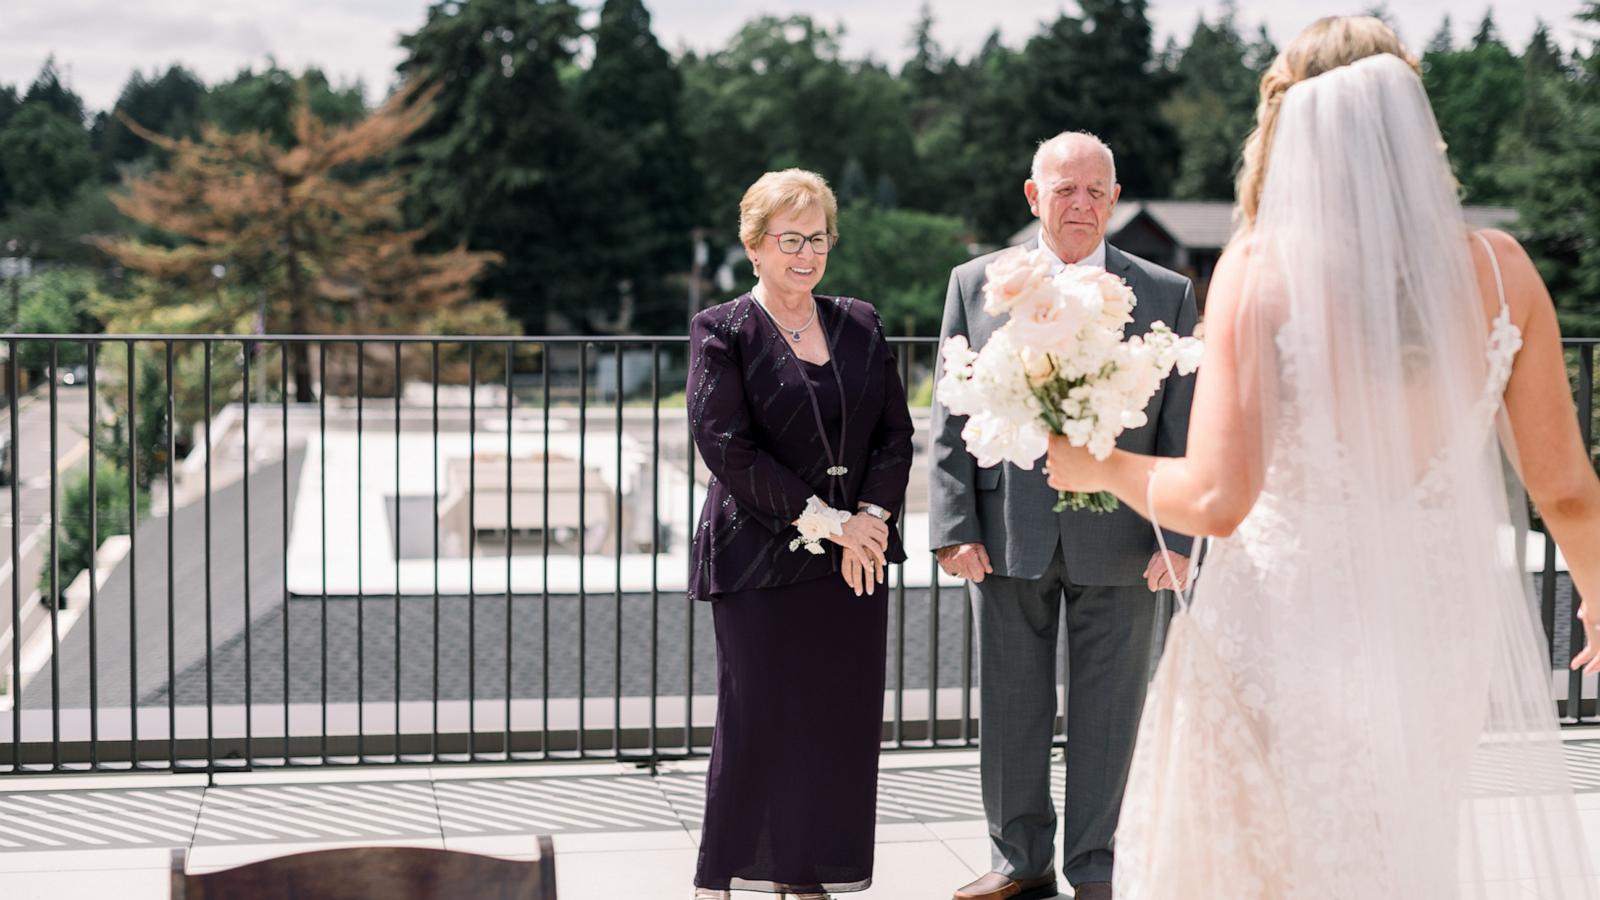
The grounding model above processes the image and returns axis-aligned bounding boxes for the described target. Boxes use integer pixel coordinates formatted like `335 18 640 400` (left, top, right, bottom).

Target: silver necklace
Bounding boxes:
754 289 817 342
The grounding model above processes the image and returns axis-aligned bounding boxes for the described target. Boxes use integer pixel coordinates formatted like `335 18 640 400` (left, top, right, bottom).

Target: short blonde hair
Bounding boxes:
738 168 839 250
1237 16 1420 225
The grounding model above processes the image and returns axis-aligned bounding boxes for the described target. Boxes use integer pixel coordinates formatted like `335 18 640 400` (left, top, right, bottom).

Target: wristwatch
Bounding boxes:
859 503 891 522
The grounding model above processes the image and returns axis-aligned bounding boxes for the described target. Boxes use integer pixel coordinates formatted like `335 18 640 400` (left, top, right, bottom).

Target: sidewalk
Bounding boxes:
3 740 1600 899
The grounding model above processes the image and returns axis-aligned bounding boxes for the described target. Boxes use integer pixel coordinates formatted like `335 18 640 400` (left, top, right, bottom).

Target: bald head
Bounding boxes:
1025 131 1122 265
1031 131 1117 186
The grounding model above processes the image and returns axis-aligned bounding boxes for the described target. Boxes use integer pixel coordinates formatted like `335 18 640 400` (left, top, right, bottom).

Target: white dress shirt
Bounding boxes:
1043 239 1107 273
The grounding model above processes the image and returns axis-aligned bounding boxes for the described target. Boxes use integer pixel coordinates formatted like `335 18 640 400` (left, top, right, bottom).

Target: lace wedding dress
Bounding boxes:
1114 55 1596 900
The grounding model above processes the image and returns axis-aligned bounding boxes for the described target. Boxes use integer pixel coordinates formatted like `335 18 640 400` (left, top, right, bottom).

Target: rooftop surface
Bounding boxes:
4 736 1600 899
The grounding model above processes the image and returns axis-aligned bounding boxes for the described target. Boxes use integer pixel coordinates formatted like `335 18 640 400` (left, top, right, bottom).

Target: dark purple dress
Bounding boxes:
687 294 914 893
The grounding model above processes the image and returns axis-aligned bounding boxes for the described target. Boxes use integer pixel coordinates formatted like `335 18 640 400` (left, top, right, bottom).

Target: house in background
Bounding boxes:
1011 200 1520 311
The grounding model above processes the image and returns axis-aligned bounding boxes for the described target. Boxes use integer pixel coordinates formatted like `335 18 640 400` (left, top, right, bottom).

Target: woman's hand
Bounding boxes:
826 512 889 570
1571 603 1600 675
1045 434 1109 493
840 547 875 596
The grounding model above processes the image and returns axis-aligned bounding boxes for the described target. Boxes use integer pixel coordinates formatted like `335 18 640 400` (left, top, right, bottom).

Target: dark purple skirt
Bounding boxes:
694 574 889 893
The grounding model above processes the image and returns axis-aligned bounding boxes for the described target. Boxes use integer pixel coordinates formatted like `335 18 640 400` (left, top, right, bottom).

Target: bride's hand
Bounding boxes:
1045 435 1106 493
1571 603 1600 675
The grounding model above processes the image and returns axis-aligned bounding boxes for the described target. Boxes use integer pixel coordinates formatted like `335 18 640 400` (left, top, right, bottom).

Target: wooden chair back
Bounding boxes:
169 837 556 900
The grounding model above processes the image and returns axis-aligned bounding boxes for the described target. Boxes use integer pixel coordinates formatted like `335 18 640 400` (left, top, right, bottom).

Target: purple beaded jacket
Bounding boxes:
687 293 915 602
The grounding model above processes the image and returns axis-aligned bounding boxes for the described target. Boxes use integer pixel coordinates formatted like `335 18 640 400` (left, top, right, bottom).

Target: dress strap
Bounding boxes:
1473 231 1509 320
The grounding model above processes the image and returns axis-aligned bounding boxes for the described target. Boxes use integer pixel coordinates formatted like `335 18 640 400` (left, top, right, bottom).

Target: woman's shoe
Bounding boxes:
693 890 730 899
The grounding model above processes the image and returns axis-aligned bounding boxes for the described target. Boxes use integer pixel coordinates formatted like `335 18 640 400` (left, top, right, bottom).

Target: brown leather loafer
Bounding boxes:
1072 882 1111 900
954 870 1059 900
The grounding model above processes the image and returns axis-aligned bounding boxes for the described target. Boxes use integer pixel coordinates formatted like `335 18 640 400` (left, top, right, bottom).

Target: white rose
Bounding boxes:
794 496 846 542
982 248 1058 316
1022 348 1056 386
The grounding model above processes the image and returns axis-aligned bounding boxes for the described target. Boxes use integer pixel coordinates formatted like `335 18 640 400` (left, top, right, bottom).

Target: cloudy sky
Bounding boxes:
3 0 1593 113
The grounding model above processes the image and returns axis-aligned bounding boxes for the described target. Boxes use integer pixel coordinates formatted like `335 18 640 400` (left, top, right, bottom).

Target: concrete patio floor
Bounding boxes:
5 735 1600 899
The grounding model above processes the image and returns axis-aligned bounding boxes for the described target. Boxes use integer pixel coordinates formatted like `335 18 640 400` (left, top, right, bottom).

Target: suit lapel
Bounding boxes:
1105 243 1138 285
1105 244 1154 336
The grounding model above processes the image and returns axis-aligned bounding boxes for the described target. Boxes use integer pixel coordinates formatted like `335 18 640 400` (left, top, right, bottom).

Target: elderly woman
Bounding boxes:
687 168 915 898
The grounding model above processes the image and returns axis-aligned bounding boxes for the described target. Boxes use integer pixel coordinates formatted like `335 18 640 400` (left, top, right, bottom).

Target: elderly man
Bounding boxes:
930 132 1198 900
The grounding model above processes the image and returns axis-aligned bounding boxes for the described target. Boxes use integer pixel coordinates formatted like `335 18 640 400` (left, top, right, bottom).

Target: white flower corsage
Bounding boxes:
789 496 851 555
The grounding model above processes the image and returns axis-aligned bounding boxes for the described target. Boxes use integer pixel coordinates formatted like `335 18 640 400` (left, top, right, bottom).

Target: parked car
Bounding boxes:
0 429 11 486
58 365 89 386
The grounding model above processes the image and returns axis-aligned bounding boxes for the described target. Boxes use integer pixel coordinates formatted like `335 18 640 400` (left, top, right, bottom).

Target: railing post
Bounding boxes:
8 339 19 772
127 340 139 770
504 341 515 761
47 340 59 771
87 342 99 769
1575 344 1595 723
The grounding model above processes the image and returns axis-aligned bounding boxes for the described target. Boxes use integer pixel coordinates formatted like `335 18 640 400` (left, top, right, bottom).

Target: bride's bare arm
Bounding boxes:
1485 230 1600 623
1047 243 1265 537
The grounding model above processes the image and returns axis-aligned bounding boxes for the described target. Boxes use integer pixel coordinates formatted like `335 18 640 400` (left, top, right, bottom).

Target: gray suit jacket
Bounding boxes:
928 240 1198 586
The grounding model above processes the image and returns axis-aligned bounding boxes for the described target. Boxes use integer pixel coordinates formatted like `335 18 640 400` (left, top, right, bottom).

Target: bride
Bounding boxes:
1045 16 1600 899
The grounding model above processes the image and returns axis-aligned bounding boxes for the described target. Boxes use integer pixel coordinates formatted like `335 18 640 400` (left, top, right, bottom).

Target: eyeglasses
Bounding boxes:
765 231 835 255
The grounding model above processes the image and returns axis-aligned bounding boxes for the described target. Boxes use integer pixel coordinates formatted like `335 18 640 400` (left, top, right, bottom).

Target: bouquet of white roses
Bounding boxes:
937 247 1204 513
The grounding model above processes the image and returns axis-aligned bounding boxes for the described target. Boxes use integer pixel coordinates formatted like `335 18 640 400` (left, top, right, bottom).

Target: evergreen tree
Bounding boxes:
1161 4 1264 200
1473 11 1499 48
1501 2 1600 335
397 0 604 331
679 17 915 250
96 66 207 176
0 84 17 217
953 31 1031 242
0 60 93 218
898 6 977 223
21 58 86 126
204 65 366 144
0 104 95 208
1018 0 1177 202
1428 15 1454 55
902 3 946 105
1423 11 1522 202
1512 22 1570 150
0 84 20 132
574 0 703 331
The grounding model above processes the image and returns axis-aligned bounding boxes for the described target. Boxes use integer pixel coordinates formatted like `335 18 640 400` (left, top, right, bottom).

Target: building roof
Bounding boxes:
1009 200 1521 250
23 452 304 711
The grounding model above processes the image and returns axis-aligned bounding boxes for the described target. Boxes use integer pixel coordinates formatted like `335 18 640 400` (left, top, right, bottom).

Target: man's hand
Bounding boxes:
1144 550 1190 592
936 542 993 583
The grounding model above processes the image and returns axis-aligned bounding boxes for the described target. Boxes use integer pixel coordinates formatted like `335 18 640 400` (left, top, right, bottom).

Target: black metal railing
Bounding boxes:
0 334 1592 775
